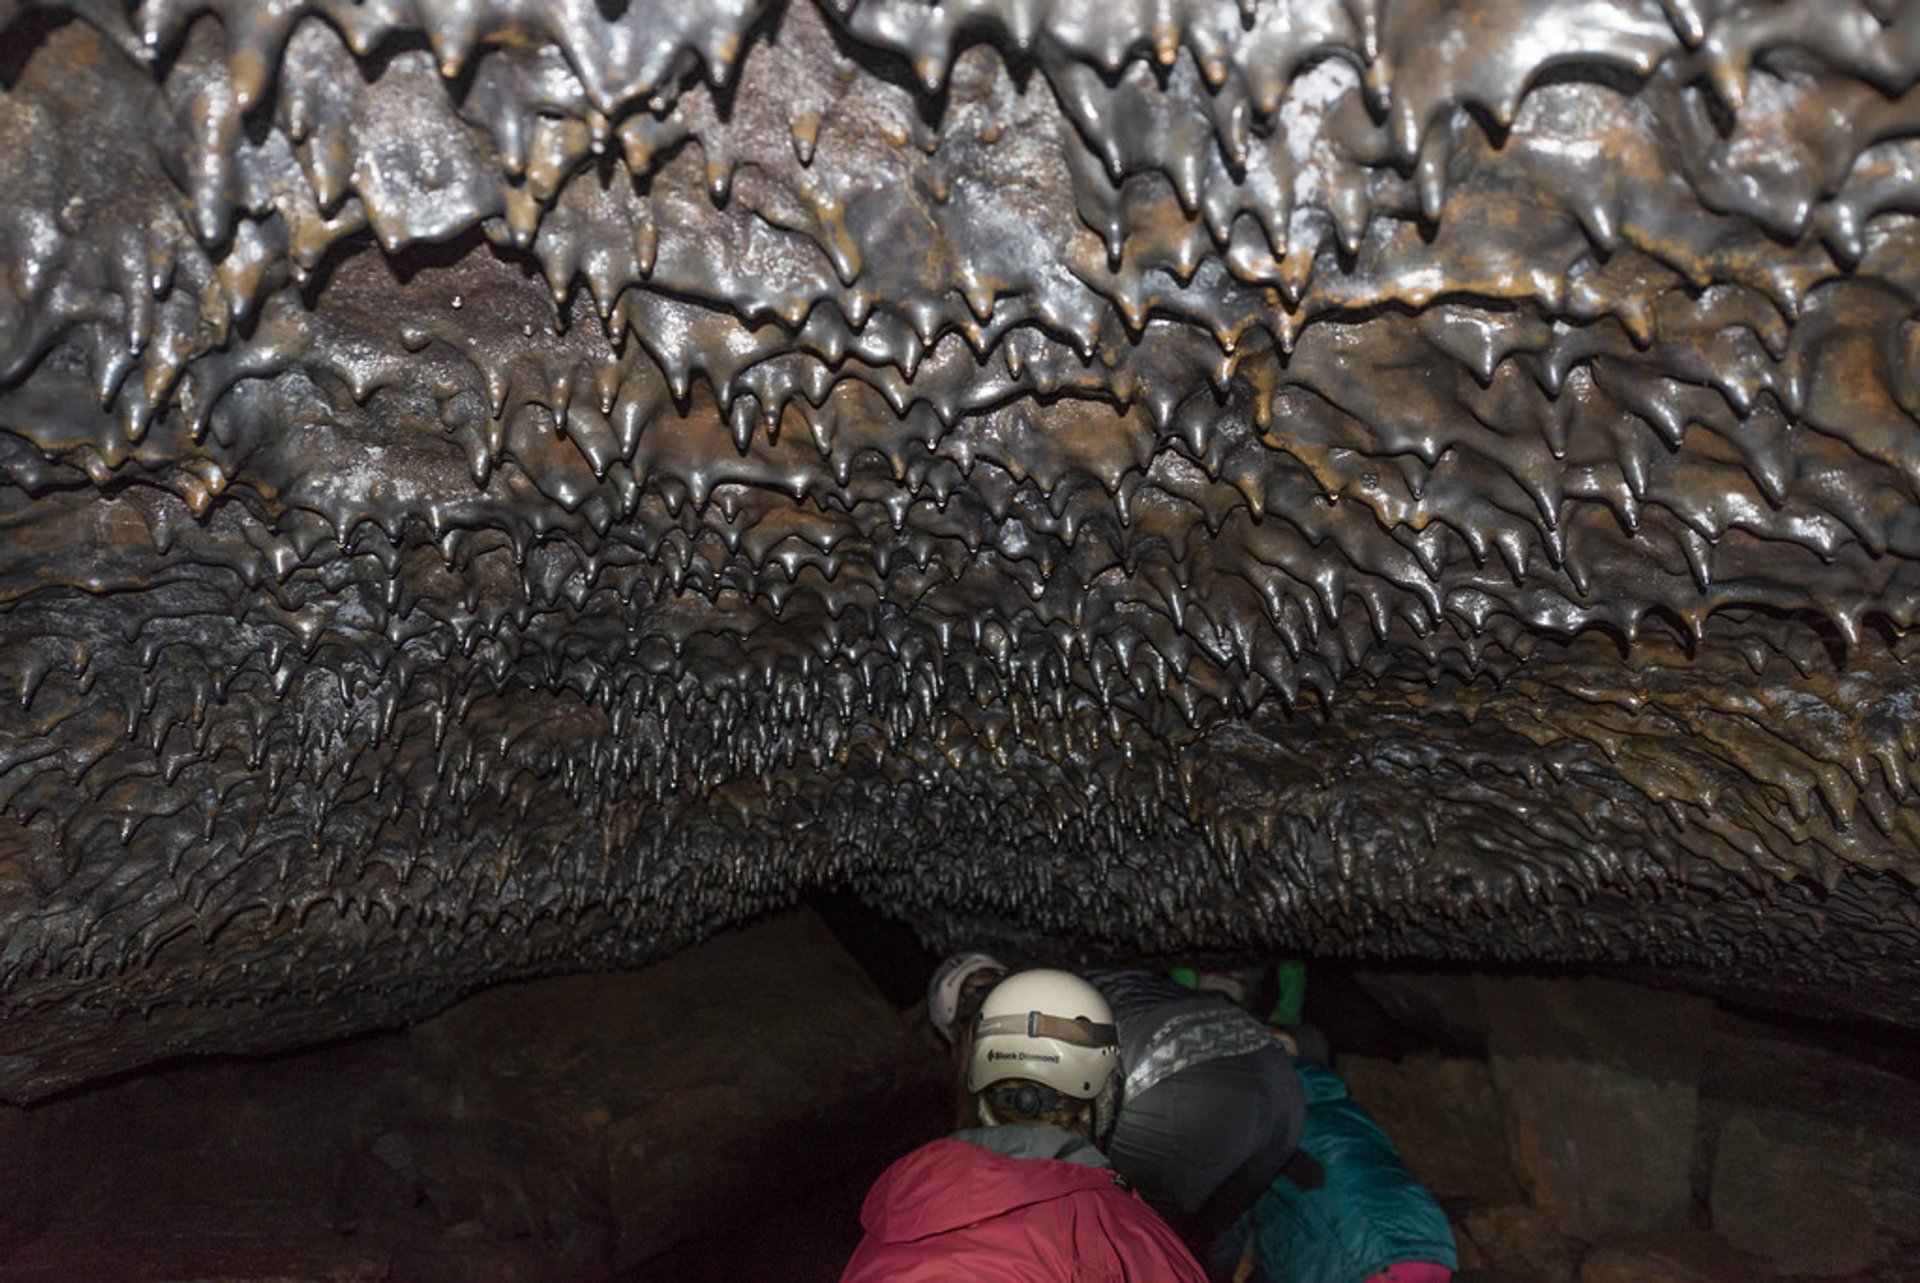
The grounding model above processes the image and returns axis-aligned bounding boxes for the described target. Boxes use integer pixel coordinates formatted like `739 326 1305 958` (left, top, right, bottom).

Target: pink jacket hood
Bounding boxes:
842 1133 1209 1283
861 1137 1124 1240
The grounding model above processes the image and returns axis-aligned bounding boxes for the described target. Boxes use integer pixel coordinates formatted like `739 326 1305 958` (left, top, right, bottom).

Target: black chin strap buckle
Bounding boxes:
987 1080 1067 1120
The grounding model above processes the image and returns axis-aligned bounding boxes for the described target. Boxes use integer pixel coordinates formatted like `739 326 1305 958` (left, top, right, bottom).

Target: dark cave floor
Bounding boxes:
3 911 1919 1282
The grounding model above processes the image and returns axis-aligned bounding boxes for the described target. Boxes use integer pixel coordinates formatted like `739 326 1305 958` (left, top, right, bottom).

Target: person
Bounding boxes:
927 950 1010 1125
1171 959 1311 1029
927 949 1007 1046
843 969 1208 1282
1084 968 1309 1251
1211 1043 1456 1283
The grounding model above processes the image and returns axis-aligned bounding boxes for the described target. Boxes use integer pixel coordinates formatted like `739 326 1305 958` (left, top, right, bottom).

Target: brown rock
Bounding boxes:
0 1233 395 1283
1700 1017 1920 1261
1341 1053 1522 1205
400 908 951 1269
1709 1109 1894 1276
0 909 944 1281
1459 1203 1584 1283
1453 1219 1492 1273
1481 976 1706 1238
1494 1057 1697 1240
1578 1229 1774 1283
1354 970 1491 1052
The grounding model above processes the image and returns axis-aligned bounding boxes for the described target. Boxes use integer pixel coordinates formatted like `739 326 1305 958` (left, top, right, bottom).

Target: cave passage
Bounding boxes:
4 909 1918 1281
4 0 1920 1275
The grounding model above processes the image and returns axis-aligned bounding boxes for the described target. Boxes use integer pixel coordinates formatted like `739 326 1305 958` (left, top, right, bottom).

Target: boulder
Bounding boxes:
1699 1015 1920 1273
1457 1203 1584 1283
1340 1053 1521 1205
1708 1109 1896 1276
1577 1229 1773 1283
1479 976 1706 1238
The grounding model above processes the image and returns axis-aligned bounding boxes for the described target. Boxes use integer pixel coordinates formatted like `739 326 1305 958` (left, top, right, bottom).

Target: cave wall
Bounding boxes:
0 910 950 1281
1346 969 1920 1279
4 0 1920 1098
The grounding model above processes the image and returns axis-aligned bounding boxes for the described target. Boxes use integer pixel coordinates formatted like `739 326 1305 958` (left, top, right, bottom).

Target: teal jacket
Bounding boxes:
1214 1060 1456 1283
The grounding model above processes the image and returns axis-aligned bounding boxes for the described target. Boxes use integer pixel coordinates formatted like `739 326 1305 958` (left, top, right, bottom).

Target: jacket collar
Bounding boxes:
861 1128 1119 1243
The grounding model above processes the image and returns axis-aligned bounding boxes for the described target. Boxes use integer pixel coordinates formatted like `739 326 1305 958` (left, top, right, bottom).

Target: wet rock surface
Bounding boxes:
3 1 1920 1095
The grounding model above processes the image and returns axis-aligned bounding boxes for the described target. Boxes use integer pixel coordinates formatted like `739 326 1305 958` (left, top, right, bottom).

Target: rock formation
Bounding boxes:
2 0 1919 1099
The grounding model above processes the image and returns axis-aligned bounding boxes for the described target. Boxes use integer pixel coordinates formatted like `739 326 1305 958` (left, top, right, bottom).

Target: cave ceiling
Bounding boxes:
3 0 1920 1099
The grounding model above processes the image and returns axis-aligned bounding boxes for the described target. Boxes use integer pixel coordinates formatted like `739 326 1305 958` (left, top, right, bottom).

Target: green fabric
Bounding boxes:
1170 966 1200 990
1215 1060 1456 1283
1270 960 1308 1026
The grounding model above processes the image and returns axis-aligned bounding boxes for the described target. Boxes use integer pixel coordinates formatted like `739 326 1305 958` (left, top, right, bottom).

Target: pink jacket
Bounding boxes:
841 1136 1210 1282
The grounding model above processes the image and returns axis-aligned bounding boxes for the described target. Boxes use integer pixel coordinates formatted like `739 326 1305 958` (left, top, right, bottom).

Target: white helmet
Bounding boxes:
967 969 1119 1100
928 951 1006 1044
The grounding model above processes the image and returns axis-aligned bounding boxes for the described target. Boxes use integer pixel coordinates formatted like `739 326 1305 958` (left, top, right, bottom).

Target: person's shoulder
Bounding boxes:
867 1134 987 1195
